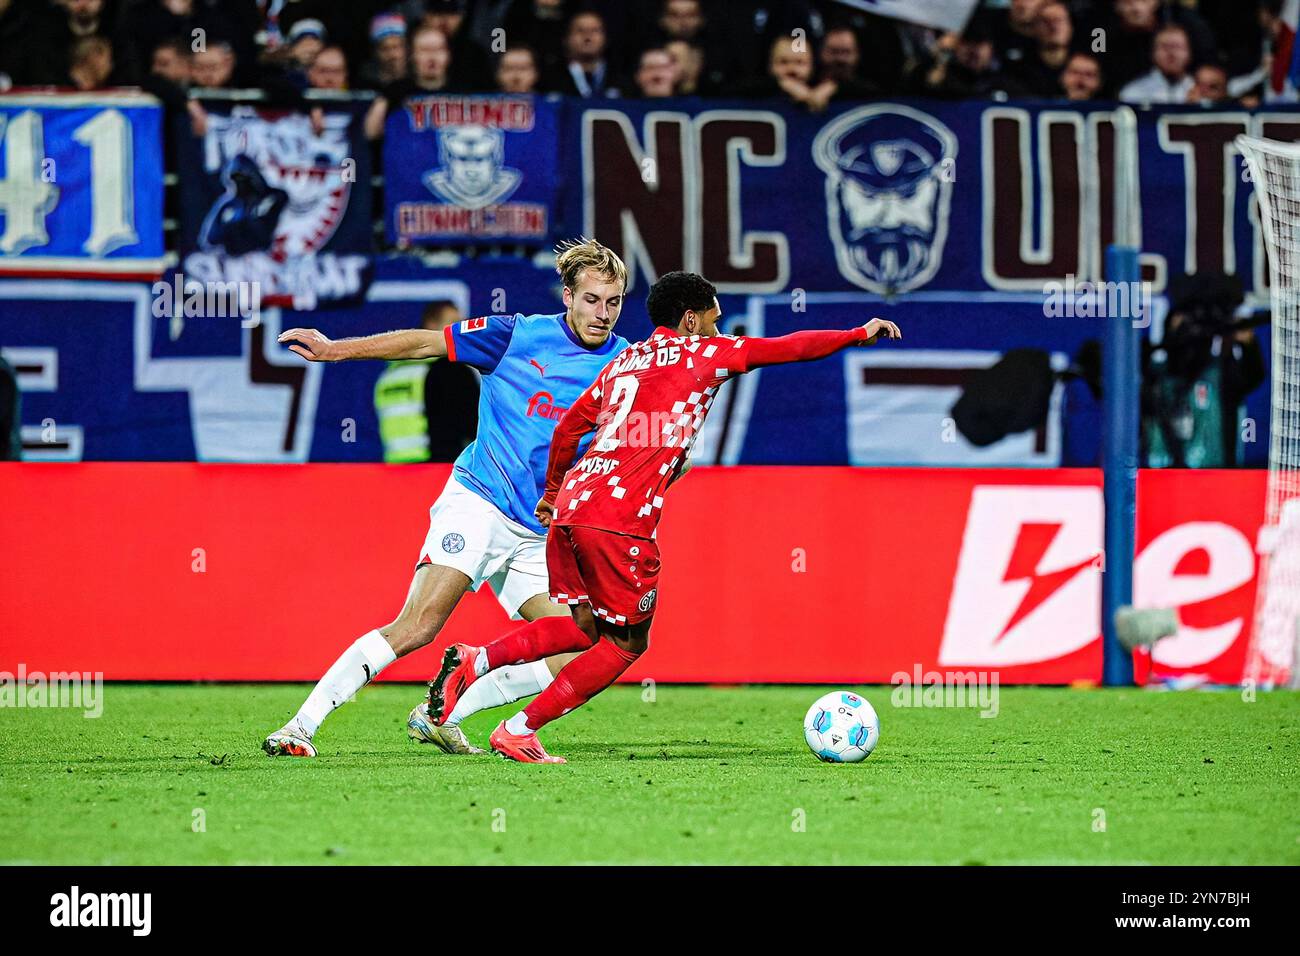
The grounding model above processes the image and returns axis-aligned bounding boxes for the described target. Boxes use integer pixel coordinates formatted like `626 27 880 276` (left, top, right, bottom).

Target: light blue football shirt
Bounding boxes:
445 312 629 534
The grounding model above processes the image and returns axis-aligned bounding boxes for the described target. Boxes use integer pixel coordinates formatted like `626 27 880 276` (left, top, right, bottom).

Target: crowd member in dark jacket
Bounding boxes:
545 8 619 97
365 19 464 140
0 0 67 87
356 12 408 91
1002 1 1075 97
916 15 1006 99
817 26 880 99
115 0 260 87
736 33 875 110
1081 0 1216 95
991 0 1047 76
1060 51 1104 100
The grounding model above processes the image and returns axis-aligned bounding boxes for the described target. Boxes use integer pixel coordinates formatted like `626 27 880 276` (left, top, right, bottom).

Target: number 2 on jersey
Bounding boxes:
594 375 639 452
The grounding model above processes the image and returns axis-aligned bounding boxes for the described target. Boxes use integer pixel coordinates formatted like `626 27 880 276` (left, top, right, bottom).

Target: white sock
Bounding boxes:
473 647 490 677
505 711 535 735
446 660 553 726
294 630 397 737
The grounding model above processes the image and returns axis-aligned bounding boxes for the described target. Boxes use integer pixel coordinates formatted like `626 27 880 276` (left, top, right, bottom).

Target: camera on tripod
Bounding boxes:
1144 272 1267 469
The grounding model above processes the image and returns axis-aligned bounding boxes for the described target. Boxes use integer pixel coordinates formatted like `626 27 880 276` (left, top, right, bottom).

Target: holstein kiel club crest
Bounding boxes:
813 104 957 296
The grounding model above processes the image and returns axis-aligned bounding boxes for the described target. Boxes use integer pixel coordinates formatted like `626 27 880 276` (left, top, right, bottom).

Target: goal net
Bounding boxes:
1236 135 1300 689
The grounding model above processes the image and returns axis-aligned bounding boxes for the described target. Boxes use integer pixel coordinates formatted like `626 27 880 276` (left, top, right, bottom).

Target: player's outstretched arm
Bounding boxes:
277 327 448 362
741 318 901 370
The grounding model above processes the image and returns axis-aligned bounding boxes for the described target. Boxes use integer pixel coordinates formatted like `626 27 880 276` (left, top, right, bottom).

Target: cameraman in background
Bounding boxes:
1142 273 1266 468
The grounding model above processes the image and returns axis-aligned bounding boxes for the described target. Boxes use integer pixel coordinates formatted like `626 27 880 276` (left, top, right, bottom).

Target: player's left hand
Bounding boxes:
535 498 556 528
862 318 902 345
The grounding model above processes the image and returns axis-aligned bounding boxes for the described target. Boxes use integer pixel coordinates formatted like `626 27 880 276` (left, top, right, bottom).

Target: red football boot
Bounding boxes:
427 643 481 725
489 720 566 764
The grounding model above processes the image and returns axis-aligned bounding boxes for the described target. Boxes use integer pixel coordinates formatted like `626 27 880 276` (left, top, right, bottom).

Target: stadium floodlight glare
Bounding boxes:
1235 134 1300 689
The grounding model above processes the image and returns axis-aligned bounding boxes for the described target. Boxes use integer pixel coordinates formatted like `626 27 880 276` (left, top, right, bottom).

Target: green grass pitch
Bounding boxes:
1 684 1297 865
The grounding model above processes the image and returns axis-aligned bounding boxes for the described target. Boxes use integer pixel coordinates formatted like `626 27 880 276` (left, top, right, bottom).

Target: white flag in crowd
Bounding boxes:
833 0 979 33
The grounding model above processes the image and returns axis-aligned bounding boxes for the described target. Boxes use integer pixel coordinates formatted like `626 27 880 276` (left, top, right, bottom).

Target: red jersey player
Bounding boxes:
427 271 901 762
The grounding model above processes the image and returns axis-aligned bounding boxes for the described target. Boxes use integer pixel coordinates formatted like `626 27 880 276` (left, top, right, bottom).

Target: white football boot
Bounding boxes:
407 702 486 755
262 719 317 758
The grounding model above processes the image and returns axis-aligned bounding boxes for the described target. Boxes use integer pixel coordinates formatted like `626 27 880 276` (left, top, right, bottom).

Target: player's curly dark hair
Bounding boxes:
646 271 717 328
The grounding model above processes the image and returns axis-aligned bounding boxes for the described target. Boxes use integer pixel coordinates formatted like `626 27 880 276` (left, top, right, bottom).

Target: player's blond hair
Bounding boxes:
554 237 628 293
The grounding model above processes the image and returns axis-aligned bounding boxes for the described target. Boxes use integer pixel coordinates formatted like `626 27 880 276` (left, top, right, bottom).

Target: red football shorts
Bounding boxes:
547 524 661 626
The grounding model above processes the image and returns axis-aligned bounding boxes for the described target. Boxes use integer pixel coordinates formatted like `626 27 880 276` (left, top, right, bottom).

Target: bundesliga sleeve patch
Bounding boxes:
462 317 488 333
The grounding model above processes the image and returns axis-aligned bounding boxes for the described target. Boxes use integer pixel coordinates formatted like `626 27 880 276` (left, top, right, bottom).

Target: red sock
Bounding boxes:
522 637 640 731
484 615 595 670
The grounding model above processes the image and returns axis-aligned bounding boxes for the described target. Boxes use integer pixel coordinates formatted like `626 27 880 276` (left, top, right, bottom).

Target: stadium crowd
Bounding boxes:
0 1 1276 469
0 0 1288 111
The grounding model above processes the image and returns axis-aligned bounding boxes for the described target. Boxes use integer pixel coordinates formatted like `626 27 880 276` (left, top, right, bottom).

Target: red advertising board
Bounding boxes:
0 463 1265 684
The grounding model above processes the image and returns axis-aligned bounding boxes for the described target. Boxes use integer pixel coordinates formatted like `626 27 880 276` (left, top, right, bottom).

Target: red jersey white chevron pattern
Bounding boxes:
544 324 869 539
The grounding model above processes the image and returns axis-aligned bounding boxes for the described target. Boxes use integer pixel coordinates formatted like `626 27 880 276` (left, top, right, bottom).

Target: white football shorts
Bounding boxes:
417 476 548 619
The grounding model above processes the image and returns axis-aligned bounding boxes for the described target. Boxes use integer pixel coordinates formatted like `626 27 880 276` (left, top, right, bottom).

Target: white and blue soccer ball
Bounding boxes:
803 691 880 763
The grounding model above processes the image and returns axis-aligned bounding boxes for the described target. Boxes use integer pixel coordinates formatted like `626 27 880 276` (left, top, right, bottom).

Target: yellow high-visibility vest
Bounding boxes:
374 359 432 463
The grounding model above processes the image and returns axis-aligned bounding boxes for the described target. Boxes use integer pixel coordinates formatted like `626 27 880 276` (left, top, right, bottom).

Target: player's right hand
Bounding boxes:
535 498 556 528
862 318 902 345
279 328 338 361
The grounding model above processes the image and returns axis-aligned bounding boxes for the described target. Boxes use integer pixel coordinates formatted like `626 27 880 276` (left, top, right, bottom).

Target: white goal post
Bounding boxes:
1235 135 1300 689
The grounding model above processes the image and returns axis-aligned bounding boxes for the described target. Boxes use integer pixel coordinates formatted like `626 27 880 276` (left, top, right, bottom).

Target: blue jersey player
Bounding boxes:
264 240 631 757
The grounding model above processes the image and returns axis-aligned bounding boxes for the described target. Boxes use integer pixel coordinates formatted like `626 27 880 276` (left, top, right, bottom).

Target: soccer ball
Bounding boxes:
803 691 880 763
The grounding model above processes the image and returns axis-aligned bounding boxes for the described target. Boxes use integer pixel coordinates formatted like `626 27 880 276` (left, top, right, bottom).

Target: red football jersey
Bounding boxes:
544 325 869 539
